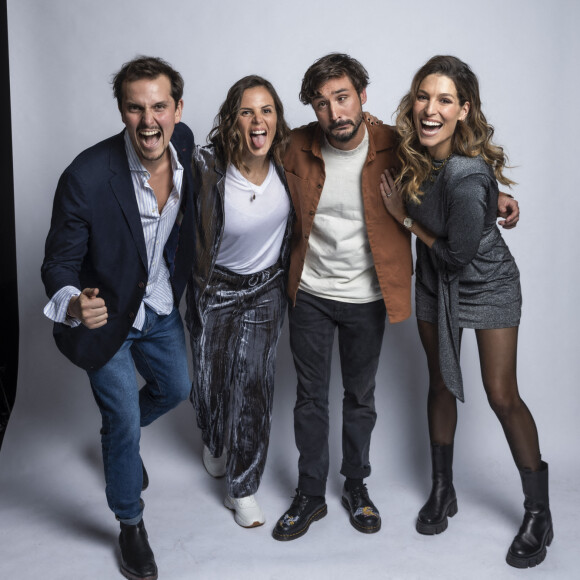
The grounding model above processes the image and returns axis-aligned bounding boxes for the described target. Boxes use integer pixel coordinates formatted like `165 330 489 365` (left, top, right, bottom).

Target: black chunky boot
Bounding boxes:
119 519 158 580
416 443 458 534
506 460 553 568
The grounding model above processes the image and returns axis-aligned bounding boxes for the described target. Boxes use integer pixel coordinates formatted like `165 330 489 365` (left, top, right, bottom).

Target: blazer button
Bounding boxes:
317 184 322 189
138 281 145 289
129 312 135 320
309 210 315 215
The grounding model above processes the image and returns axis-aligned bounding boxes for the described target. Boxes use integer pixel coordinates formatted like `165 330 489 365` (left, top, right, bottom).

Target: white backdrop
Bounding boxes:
2 1 578 579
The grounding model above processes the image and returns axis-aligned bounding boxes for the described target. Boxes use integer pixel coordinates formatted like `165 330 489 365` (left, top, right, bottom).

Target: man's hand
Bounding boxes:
498 192 519 229
68 288 108 329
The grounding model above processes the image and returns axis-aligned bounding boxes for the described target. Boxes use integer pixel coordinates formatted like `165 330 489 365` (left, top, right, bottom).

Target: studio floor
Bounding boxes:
0 400 575 580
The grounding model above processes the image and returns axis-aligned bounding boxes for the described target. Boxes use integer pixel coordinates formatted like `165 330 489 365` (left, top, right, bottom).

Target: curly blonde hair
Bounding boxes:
396 55 514 204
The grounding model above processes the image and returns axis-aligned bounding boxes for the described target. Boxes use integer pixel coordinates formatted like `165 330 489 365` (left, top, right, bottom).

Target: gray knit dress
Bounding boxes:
407 155 521 402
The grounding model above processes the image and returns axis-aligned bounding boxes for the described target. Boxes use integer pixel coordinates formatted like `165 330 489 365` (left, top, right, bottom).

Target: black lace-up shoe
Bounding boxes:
119 520 158 580
341 483 381 534
272 489 327 541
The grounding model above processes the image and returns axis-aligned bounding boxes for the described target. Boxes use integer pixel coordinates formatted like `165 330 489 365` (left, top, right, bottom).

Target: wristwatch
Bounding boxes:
403 217 414 230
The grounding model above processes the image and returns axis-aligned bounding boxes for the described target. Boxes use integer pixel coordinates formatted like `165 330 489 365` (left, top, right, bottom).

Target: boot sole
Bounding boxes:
416 498 458 535
506 527 553 568
120 565 158 580
272 505 328 541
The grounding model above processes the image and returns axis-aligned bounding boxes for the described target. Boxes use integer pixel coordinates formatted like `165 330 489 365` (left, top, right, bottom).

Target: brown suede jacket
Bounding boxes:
283 120 412 324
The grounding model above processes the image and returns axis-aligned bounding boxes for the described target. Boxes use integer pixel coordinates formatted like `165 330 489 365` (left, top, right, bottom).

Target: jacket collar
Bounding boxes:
303 118 397 163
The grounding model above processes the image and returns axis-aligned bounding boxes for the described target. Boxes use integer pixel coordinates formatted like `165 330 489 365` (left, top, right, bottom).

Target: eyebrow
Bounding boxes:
125 99 169 107
417 89 456 98
239 103 275 111
313 88 350 100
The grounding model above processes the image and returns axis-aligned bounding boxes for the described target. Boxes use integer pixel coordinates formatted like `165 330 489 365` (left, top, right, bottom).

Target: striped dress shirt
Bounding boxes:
44 131 184 331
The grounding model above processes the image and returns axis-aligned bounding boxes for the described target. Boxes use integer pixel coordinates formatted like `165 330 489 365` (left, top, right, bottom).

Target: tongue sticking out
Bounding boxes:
251 132 267 149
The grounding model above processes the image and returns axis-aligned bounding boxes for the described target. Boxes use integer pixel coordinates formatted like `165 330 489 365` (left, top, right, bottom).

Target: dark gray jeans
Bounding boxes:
190 263 285 498
289 290 387 497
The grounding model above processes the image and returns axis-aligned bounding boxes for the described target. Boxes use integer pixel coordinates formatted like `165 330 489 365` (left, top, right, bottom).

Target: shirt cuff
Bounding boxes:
43 286 82 327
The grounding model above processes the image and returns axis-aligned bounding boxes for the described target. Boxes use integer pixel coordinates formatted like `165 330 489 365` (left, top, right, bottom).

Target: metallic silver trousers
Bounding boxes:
190 262 286 497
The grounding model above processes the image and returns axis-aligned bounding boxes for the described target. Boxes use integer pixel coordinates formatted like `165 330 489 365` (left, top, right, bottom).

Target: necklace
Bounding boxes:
240 161 270 201
429 153 453 182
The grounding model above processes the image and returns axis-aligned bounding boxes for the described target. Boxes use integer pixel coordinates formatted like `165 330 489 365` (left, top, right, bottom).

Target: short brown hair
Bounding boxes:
112 56 184 110
299 53 369 105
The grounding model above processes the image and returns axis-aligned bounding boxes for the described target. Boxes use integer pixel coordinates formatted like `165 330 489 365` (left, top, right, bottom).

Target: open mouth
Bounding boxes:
250 130 267 149
139 128 162 148
420 120 442 136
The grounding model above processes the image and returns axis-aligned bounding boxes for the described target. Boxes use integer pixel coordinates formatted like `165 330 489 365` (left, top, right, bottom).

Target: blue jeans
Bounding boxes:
87 306 190 522
289 291 386 497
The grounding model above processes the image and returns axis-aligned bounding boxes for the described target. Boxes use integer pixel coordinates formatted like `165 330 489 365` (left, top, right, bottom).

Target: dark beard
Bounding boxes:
325 112 364 143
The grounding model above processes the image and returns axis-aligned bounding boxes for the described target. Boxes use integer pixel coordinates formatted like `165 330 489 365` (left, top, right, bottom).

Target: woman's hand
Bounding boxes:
364 111 383 126
380 169 437 247
380 168 405 221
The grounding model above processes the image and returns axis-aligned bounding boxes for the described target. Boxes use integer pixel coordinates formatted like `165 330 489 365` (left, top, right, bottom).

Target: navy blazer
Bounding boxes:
41 122 195 371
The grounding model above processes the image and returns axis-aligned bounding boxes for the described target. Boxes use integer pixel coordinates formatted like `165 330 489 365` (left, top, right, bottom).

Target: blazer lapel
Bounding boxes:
108 132 148 270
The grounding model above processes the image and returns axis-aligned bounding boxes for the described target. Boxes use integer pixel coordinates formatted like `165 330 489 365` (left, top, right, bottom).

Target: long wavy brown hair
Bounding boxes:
209 75 290 172
396 55 514 204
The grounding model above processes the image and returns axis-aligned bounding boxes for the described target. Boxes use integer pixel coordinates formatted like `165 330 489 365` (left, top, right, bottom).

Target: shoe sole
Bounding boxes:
272 505 328 541
506 527 553 568
415 498 458 535
120 565 158 580
223 497 265 528
341 497 381 534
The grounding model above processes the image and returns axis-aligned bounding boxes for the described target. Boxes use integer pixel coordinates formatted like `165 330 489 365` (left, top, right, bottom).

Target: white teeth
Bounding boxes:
251 130 266 135
140 130 159 136
422 121 441 127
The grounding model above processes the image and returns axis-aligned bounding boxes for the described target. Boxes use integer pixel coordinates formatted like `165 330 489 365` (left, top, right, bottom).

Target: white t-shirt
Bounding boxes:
216 161 290 274
299 128 382 303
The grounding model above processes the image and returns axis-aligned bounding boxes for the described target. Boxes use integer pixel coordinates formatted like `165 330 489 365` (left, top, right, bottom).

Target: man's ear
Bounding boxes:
359 88 367 107
174 99 184 123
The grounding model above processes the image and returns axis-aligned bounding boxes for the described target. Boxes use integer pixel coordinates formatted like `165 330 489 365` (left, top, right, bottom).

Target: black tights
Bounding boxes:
417 320 541 471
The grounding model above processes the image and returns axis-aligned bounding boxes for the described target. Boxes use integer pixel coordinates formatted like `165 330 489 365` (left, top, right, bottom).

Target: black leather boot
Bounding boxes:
416 443 458 534
119 519 158 580
506 460 553 568
141 460 149 491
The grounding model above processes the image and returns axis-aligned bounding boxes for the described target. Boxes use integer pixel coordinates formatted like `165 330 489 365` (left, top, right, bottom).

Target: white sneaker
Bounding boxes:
224 494 265 528
202 445 227 478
